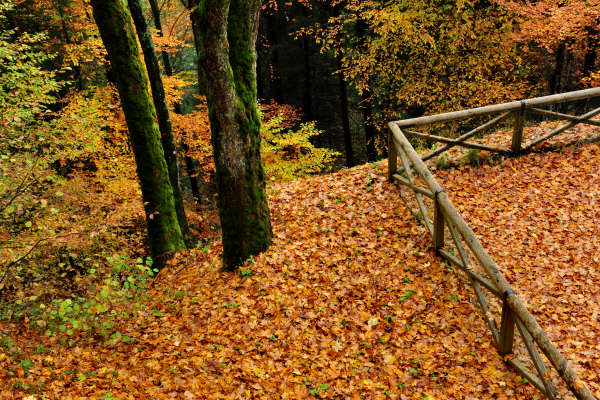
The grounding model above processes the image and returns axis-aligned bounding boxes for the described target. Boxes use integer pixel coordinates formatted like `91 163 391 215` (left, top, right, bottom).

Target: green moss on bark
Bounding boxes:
128 0 190 243
191 0 272 269
91 0 186 264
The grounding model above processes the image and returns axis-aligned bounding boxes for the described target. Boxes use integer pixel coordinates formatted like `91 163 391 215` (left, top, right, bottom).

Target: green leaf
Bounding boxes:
399 290 415 301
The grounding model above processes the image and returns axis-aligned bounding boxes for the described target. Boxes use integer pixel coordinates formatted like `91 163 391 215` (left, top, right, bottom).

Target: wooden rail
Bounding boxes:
390 87 600 159
387 123 596 400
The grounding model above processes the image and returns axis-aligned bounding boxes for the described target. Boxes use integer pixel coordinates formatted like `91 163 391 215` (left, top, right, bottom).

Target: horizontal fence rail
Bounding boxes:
390 87 600 160
387 120 597 399
392 87 600 127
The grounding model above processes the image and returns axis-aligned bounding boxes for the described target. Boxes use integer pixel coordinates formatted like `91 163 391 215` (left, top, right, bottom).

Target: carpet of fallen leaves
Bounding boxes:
423 116 600 165
435 142 600 398
0 162 544 399
2 135 599 399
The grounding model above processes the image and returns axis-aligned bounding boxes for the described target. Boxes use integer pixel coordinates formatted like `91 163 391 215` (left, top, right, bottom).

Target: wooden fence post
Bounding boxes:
499 290 516 355
433 189 444 253
388 124 398 182
511 102 526 154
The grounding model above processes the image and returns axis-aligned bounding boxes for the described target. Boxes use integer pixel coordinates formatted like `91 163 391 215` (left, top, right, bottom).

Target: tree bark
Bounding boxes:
361 92 378 162
550 42 565 94
189 10 208 95
91 0 186 265
56 0 84 90
128 0 190 242
147 0 173 76
146 0 202 203
336 55 354 167
301 6 313 121
355 17 377 161
583 24 598 77
190 0 272 269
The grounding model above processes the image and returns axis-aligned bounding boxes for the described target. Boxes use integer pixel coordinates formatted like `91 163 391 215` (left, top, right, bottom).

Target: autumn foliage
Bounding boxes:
1 0 600 398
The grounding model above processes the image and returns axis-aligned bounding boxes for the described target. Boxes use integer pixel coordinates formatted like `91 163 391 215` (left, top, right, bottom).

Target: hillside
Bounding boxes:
2 139 599 398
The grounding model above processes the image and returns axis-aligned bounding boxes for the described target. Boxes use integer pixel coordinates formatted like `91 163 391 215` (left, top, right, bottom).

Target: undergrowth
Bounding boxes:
0 255 156 347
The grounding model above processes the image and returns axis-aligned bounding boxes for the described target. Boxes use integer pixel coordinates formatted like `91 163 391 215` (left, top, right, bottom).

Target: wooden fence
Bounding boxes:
394 87 600 161
387 88 600 400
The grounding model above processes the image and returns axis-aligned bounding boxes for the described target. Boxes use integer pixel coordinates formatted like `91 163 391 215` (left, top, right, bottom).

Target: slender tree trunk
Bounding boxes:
583 24 598 77
256 51 264 99
147 0 202 203
361 92 377 162
336 55 354 167
302 35 313 120
301 6 313 121
147 0 173 76
56 0 84 90
265 13 283 102
550 42 565 94
178 120 202 201
128 0 190 242
191 0 272 269
91 0 186 265
190 12 207 95
355 18 377 161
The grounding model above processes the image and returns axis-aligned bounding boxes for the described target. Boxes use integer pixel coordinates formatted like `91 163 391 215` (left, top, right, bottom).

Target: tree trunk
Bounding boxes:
178 117 202 201
147 0 173 76
147 0 202 203
301 6 313 121
336 55 354 167
262 12 283 103
361 92 378 162
191 0 272 269
189 11 208 95
355 18 377 161
583 24 598 77
56 0 84 90
91 0 186 265
550 42 565 94
128 0 190 242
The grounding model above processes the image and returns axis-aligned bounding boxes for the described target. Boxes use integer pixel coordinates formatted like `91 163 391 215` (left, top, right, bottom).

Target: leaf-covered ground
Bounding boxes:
435 142 600 397
1 141 598 399
0 162 540 399
420 116 600 167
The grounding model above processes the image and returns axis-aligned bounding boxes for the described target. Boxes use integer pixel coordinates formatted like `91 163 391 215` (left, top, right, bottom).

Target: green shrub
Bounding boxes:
261 113 339 183
0 255 157 346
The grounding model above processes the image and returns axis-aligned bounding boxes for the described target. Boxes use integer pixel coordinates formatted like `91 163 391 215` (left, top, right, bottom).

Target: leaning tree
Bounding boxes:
90 0 186 266
127 0 190 242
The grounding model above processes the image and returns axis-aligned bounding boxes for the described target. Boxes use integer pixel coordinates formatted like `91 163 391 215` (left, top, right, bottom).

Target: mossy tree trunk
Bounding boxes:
147 0 202 203
91 0 186 265
127 0 190 243
190 0 272 269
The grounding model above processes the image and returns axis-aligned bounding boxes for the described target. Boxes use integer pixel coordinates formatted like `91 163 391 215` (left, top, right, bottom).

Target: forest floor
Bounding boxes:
0 127 599 399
